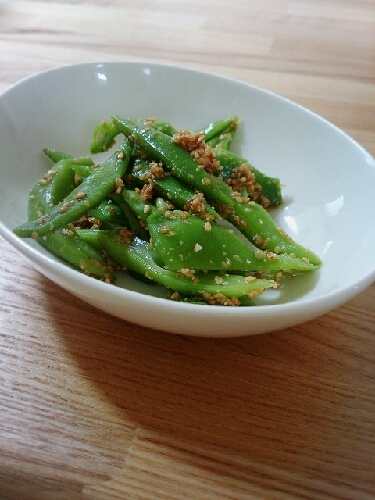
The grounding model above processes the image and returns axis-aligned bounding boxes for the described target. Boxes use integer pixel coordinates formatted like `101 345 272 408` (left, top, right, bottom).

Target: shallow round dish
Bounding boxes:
1 62 375 337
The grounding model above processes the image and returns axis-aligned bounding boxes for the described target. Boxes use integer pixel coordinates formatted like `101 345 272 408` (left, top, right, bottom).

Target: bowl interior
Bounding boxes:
1 62 375 335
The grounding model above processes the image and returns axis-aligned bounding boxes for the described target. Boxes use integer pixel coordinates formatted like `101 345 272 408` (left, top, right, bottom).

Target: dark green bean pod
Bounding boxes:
213 148 283 207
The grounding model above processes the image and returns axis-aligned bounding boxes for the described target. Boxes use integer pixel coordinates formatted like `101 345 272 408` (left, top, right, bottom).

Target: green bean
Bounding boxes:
130 158 219 218
113 117 321 266
37 230 114 280
213 148 282 207
152 121 177 136
14 115 322 304
43 148 73 163
27 158 115 280
99 231 277 301
206 132 233 150
113 117 235 204
90 119 120 154
50 157 95 206
74 228 106 252
203 116 239 149
89 116 238 154
89 199 128 226
119 188 157 222
110 191 151 241
14 139 132 238
27 157 93 218
147 209 317 273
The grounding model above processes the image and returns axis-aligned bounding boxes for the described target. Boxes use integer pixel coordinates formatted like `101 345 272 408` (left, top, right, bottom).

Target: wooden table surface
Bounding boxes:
1 1 375 499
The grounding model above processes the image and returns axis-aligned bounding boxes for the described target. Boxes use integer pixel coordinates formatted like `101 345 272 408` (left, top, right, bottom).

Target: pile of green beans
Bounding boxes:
14 116 321 306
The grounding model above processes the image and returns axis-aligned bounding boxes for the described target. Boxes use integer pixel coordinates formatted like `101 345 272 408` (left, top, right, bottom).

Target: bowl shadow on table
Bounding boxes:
43 276 374 495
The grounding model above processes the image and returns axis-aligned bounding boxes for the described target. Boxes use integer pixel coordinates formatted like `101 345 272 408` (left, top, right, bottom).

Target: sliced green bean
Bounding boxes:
27 159 115 280
43 148 73 163
213 148 282 207
14 139 132 238
113 117 235 204
147 209 318 273
99 231 277 300
201 116 239 142
113 117 321 266
152 121 177 136
90 119 120 154
130 158 219 218
110 192 150 241
119 188 157 222
89 199 128 226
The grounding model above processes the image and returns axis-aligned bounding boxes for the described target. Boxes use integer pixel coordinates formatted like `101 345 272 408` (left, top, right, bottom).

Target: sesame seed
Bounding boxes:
245 276 256 282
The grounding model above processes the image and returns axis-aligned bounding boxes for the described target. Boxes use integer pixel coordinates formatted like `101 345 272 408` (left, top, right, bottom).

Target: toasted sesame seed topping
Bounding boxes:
115 177 124 194
59 201 73 213
245 276 256 282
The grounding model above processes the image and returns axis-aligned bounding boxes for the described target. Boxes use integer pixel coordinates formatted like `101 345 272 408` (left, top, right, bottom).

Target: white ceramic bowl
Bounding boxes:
1 62 375 337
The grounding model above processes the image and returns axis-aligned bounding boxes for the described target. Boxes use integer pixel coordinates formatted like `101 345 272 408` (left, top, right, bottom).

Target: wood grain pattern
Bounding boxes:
1 1 375 499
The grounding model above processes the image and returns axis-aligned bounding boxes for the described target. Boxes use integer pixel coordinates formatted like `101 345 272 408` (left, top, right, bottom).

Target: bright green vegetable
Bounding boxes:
27 157 115 281
89 116 238 154
118 188 157 222
113 117 321 266
99 231 277 301
213 147 282 207
14 139 132 238
43 148 73 163
147 209 317 273
90 119 120 154
113 117 235 205
14 115 322 306
111 191 151 241
202 116 239 142
89 199 128 226
152 121 177 136
130 158 219 218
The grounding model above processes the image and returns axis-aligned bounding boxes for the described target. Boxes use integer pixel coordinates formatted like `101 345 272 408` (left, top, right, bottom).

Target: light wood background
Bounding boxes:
1 1 375 499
